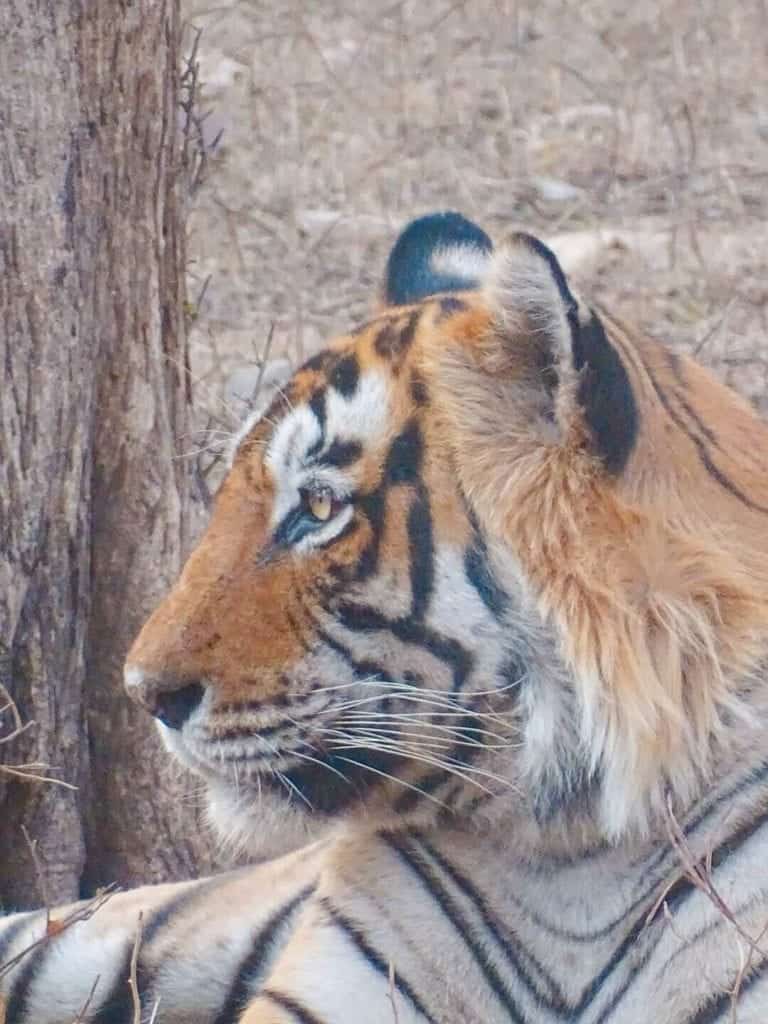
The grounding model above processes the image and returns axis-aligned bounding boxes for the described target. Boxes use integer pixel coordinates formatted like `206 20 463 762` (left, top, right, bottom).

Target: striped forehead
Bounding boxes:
235 294 482 476
264 363 392 479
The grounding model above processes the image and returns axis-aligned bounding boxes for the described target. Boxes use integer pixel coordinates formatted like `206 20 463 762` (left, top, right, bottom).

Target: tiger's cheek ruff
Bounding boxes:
427 233 768 839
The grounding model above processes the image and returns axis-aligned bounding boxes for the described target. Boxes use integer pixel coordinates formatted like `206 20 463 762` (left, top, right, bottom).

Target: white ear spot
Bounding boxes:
430 243 492 288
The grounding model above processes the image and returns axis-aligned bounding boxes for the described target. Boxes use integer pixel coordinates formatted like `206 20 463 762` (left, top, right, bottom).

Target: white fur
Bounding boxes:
430 243 491 287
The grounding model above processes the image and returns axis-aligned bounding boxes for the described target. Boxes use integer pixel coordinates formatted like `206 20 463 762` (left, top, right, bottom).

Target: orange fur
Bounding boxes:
127 232 768 839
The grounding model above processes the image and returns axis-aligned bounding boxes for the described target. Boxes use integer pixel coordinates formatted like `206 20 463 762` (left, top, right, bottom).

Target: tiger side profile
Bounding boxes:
3 212 768 1023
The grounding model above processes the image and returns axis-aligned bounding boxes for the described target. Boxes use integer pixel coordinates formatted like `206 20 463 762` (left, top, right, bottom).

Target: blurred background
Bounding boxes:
183 0 768 426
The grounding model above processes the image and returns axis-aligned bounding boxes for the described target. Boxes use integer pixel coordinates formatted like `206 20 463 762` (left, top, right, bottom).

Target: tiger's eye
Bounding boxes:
307 486 333 522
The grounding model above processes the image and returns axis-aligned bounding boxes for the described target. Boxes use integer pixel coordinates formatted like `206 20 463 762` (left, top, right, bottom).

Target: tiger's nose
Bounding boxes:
124 666 205 730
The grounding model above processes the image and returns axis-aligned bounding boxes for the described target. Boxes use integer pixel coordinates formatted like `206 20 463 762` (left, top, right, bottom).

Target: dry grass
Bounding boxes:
181 0 768 422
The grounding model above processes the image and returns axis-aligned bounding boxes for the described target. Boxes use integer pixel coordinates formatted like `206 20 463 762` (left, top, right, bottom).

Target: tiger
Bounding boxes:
2 210 768 1024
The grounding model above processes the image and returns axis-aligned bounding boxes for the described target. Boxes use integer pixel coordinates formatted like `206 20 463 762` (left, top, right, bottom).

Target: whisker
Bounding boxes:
337 712 518 746
328 692 514 728
314 675 522 700
274 767 314 811
332 754 450 811
289 744 353 787
323 729 509 795
338 724 517 752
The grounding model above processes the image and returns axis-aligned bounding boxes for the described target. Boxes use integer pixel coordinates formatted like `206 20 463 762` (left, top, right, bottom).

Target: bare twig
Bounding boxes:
0 886 117 981
179 23 220 199
129 911 144 1024
663 795 767 960
0 681 75 789
655 796 768 1020
21 825 51 928
71 974 102 1024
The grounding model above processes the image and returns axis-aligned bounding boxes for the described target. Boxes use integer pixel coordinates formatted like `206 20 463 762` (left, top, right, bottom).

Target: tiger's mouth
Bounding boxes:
158 718 405 815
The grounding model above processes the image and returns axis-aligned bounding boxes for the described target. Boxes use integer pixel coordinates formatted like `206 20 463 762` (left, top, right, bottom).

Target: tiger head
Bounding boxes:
125 213 768 856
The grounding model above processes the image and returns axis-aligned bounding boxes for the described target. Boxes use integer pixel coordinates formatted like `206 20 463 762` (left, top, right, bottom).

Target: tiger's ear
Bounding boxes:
482 233 638 475
383 211 493 307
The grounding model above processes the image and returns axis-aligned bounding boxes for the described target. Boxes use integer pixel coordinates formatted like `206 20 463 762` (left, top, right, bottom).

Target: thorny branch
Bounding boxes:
179 24 221 200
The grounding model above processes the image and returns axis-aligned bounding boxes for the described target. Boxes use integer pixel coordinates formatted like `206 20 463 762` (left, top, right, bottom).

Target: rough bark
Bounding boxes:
0 0 212 910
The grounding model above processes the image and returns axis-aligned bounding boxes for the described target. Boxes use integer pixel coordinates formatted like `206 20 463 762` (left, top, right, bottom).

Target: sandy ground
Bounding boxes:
179 0 768 479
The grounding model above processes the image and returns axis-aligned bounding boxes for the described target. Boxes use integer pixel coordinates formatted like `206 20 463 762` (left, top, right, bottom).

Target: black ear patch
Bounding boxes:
514 233 638 475
385 211 492 306
573 311 638 475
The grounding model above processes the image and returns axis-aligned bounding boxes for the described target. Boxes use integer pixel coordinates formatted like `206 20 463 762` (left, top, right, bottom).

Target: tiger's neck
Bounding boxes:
380 748 768 1020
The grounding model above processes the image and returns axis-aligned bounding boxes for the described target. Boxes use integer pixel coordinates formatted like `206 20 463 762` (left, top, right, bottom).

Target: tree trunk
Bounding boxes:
0 0 212 910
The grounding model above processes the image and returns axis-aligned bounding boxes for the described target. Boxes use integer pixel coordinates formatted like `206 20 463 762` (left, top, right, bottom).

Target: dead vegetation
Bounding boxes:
0 683 76 792
181 0 767 422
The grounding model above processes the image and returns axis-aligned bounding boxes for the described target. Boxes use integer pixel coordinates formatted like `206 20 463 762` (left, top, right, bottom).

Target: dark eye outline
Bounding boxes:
271 484 349 551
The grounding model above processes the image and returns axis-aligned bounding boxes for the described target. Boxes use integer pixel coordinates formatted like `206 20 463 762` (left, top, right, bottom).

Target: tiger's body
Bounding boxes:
2 213 768 1023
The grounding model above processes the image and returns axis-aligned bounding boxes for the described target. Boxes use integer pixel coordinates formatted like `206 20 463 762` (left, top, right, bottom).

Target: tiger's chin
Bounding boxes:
156 720 416 857
204 777 324 861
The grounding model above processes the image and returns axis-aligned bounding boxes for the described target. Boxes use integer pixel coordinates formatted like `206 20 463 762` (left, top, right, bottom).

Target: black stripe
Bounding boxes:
261 989 326 1024
354 488 386 581
667 352 718 445
306 389 327 458
630 756 768 888
407 483 434 620
319 896 439 1024
384 419 423 485
642 353 768 515
336 602 473 692
589 945 656 1024
664 802 768 921
519 234 579 328
352 420 424 584
2 926 49 1024
463 534 508 620
519 784 768 947
579 807 768 1024
417 836 568 1010
300 351 334 374
374 310 420 362
0 913 37 971
384 835 526 1022
91 881 218 1024
687 954 768 1023
329 353 360 397
392 832 692 1023
317 439 362 469
212 884 315 1024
